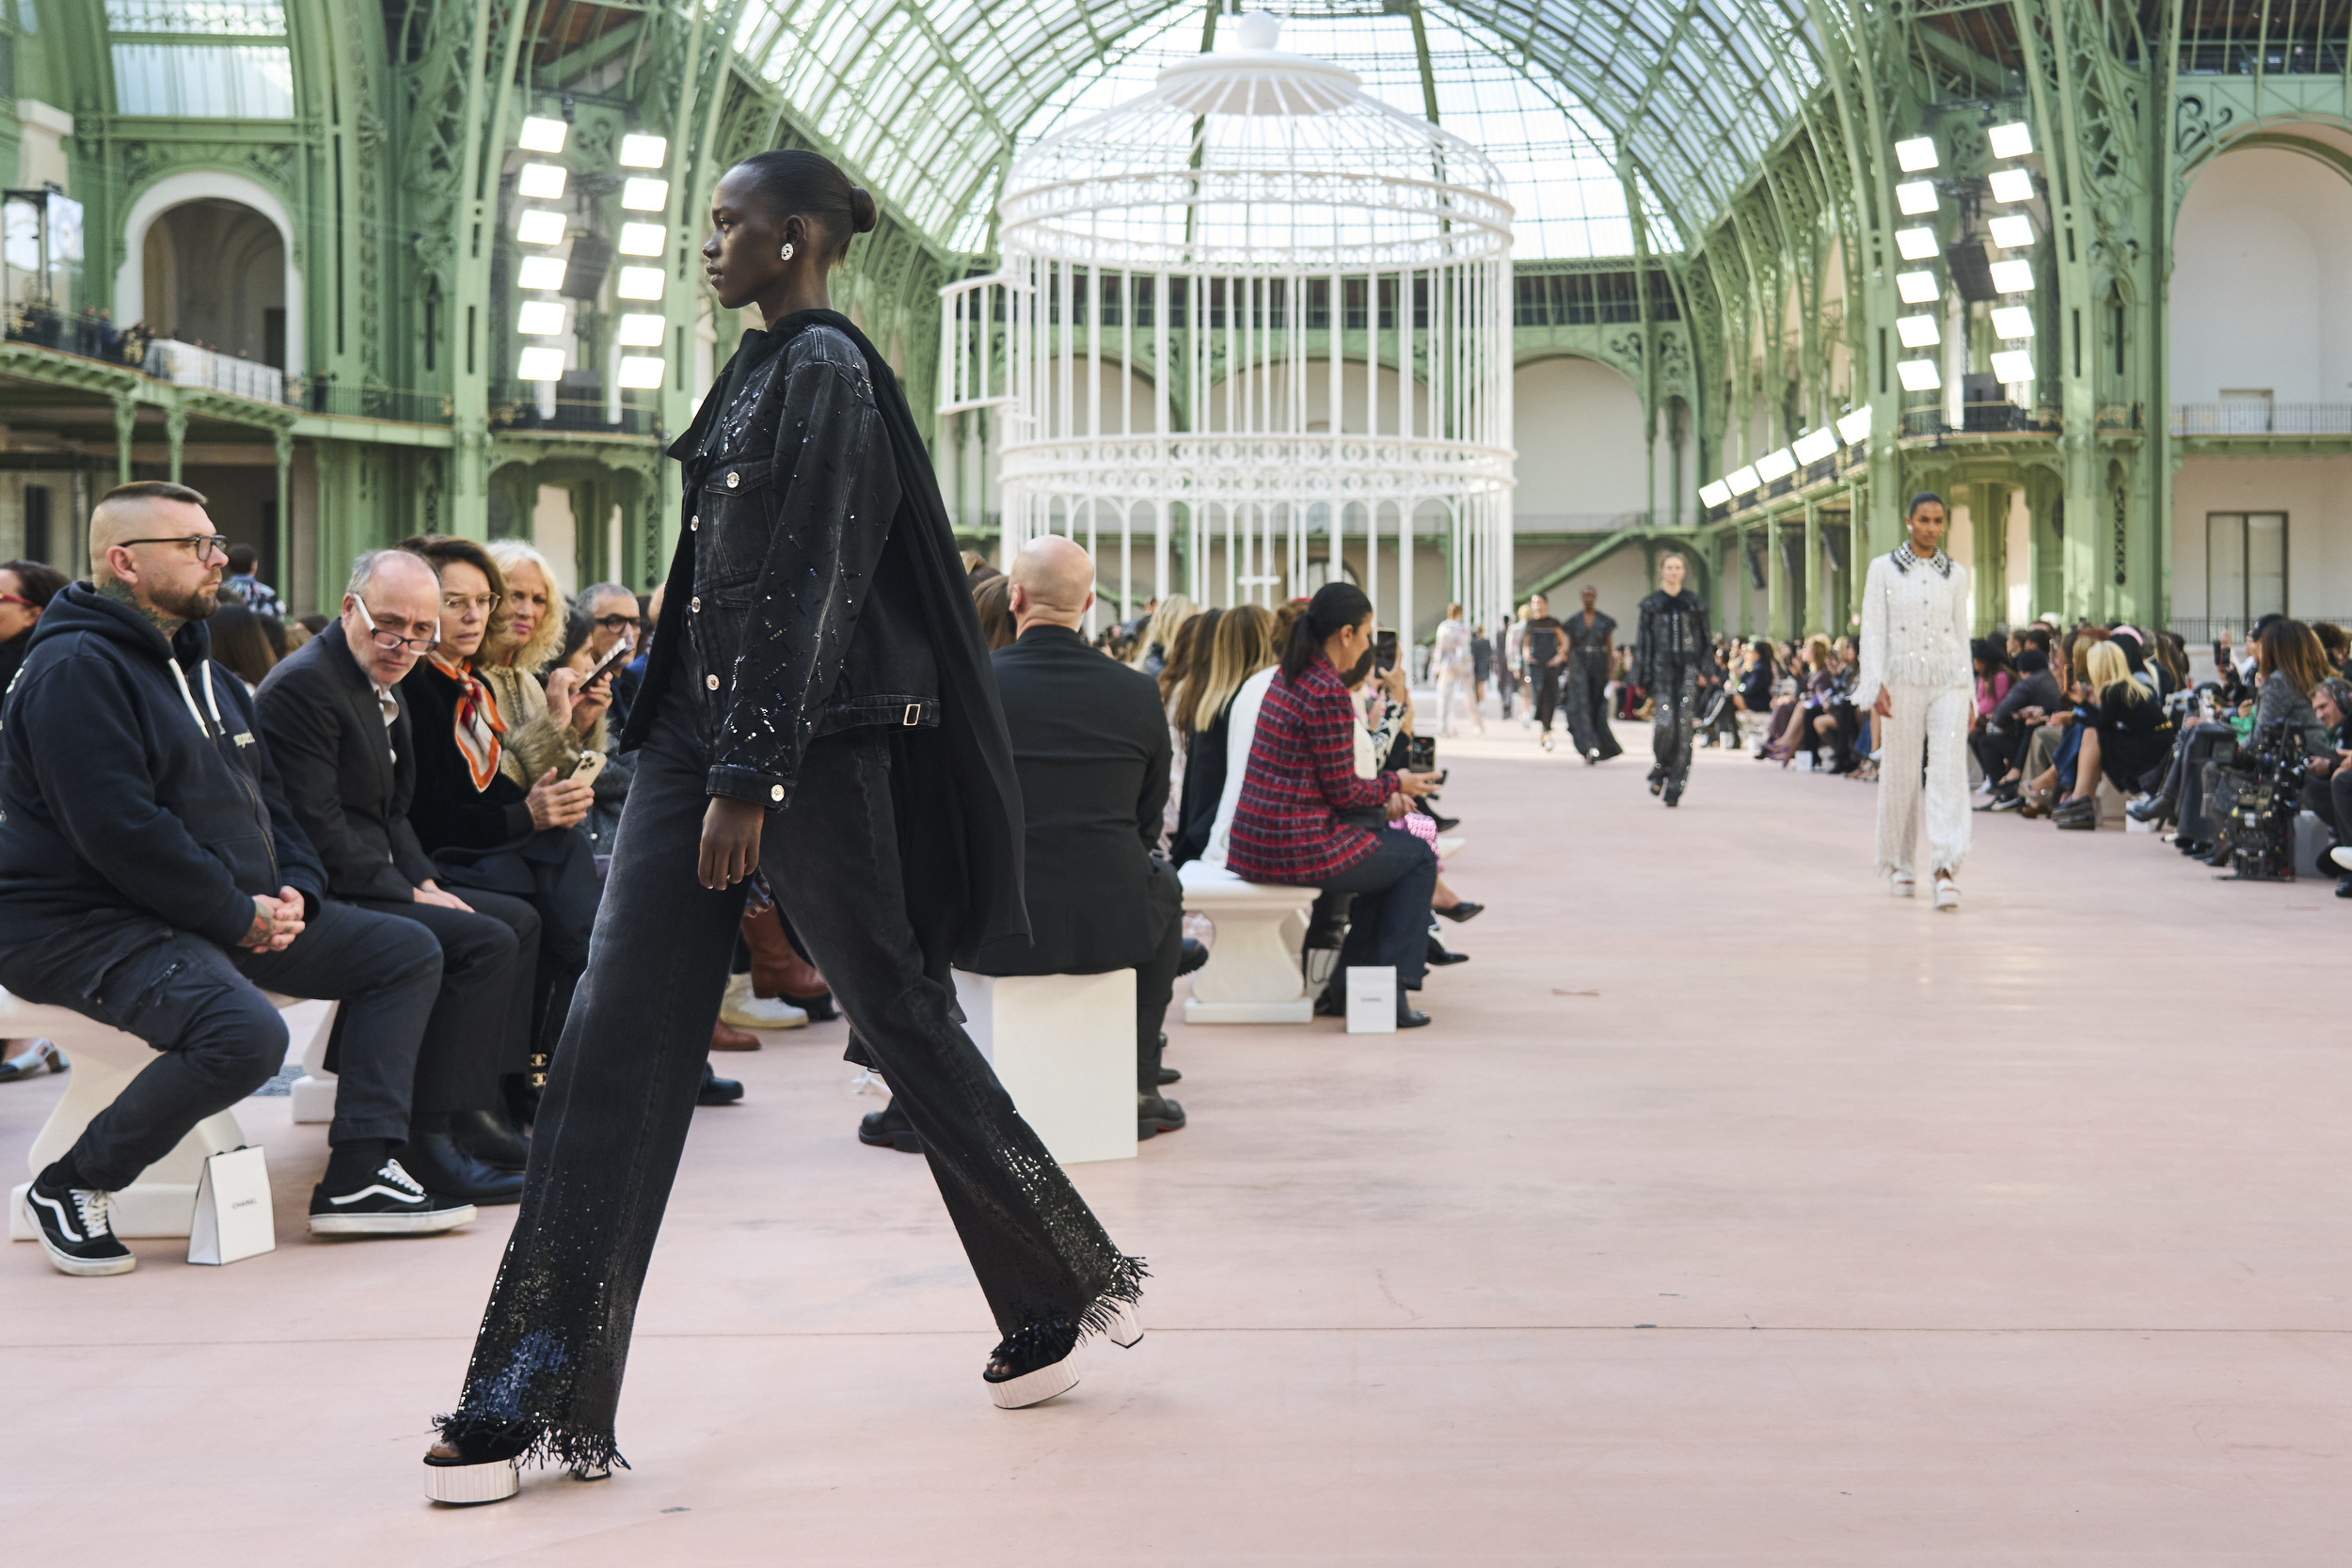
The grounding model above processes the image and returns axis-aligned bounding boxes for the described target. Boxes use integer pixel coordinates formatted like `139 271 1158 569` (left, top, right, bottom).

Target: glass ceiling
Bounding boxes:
728 0 1820 260
1016 8 1672 261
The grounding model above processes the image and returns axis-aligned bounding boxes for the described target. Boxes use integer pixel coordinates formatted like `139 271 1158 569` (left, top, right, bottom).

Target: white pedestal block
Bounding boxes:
1178 862 1315 1024
282 998 341 1123
7 989 331 1241
954 969 1136 1164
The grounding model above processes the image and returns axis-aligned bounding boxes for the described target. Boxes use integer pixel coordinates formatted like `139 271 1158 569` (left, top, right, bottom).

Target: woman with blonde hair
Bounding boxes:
2050 638 2171 830
1129 592 1196 676
482 540 611 791
1171 606 1278 862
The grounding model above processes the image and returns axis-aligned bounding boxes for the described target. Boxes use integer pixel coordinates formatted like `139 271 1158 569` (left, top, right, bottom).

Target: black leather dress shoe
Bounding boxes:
1395 1006 1432 1029
859 1098 923 1152
449 1107 529 1172
397 1131 525 1205
1156 1064 1182 1085
1177 938 1209 977
1138 1092 1186 1138
697 1063 743 1106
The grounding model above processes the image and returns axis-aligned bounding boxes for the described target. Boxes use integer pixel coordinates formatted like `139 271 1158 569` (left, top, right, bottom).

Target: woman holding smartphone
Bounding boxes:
422 149 1141 1504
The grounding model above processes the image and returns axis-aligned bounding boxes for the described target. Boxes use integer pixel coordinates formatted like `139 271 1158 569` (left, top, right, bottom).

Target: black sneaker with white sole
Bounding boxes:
24 1174 135 1275
309 1156 476 1236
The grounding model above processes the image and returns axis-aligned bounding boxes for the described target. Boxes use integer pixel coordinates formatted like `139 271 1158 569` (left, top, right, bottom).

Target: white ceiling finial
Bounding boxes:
1232 11 1281 51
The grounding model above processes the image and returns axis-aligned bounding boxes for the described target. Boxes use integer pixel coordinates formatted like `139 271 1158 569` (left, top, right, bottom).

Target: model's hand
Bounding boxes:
1871 685 1893 719
699 796 766 889
526 767 594 830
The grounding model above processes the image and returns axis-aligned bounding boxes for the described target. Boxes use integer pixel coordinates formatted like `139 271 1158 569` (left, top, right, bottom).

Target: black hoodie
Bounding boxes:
0 582 325 979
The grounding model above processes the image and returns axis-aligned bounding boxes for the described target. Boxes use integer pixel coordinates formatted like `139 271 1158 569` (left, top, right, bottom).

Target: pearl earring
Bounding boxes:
780 242 795 261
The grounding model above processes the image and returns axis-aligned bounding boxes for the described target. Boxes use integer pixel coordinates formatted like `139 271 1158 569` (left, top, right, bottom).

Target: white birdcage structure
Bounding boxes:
939 12 1515 638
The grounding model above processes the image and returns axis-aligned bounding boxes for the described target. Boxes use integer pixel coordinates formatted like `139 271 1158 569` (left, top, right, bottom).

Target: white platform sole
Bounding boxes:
1105 1300 1143 1348
424 1456 519 1505
310 1203 476 1237
986 1354 1079 1409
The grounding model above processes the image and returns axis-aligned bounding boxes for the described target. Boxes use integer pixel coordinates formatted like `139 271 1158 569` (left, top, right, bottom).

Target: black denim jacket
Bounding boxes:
1630 589 1718 691
642 321 937 806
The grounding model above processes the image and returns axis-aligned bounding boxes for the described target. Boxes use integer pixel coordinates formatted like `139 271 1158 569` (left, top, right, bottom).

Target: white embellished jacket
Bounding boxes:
1854 549 1973 698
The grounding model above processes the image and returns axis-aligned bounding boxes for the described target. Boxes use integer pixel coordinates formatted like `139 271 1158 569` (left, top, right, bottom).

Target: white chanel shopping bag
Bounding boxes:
1345 965 1397 1035
187 1146 275 1266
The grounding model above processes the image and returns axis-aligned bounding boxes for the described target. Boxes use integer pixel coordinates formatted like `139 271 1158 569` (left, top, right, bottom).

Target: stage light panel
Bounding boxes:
621 178 669 212
616 311 665 347
1992 305 2035 339
1992 349 2035 383
516 256 566 291
1896 180 1937 215
516 300 565 336
616 355 664 389
1989 167 2034 203
619 135 668 168
1989 214 2034 248
1895 136 1939 172
1988 121 2033 159
516 345 565 381
1897 359 1943 392
1990 259 2035 293
1698 480 1732 508
618 222 666 257
1897 270 1938 305
1897 313 1941 349
615 265 665 300
516 209 565 245
1836 407 1873 444
1794 427 1839 465
1726 465 1762 495
1896 227 1938 261
517 163 566 200
517 117 567 153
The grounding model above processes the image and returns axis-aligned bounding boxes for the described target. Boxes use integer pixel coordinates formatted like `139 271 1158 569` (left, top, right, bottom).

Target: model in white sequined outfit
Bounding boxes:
1856 494 1973 910
1431 604 1481 736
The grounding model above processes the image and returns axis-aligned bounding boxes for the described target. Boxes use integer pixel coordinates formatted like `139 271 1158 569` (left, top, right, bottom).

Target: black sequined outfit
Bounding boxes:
435 312 1140 1472
1561 610 1621 761
1631 589 1716 795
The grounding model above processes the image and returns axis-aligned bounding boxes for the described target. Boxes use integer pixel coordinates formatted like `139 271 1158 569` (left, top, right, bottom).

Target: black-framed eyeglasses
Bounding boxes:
591 613 640 632
353 597 438 653
119 533 231 559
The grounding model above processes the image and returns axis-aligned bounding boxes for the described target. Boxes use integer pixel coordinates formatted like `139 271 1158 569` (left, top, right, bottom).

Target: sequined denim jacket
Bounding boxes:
665 323 933 807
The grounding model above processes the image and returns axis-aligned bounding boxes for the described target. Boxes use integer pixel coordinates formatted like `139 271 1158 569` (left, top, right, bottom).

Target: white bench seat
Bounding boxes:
1178 863 1317 1024
6 989 337 1240
954 969 1135 1164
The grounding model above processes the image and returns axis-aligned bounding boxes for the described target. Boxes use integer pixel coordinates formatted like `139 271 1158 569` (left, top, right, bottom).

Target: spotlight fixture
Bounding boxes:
1756 448 1798 483
618 134 669 168
1897 359 1942 392
615 265 665 301
1991 349 2035 383
1698 480 1733 508
516 345 566 381
615 311 666 347
1895 180 1937 215
1989 259 2035 293
621 178 670 212
517 163 567 200
1792 427 1838 465
1987 121 2033 159
1991 305 2035 339
616 355 665 389
617 222 667 257
1988 167 2034 204
1896 270 1939 305
516 209 565 245
516 300 566 336
1726 465 1762 495
1988 214 2034 249
516 116 568 154
1836 406 1874 444
1896 226 1939 261
1897 313 1941 348
516 255 567 291
1895 136 1939 172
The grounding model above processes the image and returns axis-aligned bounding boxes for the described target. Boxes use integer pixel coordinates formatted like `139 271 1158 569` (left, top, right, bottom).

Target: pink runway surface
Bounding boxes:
3 724 2344 1565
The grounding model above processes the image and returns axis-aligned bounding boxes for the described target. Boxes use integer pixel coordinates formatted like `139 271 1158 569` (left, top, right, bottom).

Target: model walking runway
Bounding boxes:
1856 493 1973 910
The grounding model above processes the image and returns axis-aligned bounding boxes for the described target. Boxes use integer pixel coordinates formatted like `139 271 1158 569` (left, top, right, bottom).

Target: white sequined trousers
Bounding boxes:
1875 681 1973 879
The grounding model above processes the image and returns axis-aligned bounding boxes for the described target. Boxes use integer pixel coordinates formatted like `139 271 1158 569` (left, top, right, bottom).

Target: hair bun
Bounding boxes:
849 186 879 233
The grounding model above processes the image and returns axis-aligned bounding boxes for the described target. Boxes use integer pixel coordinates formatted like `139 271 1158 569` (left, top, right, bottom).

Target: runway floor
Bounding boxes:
3 720 2344 1564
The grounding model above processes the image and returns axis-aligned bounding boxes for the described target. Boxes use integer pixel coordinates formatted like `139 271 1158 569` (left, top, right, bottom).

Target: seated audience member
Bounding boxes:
222 542 283 615
396 534 607 1118
204 601 280 690
570 580 644 860
1172 605 1278 863
3 482 469 1275
255 548 540 1201
2047 640 2170 830
2174 618 2326 857
0 559 67 693
1227 583 1442 1028
863 537 1186 1153
1197 600 1305 868
485 540 611 787
971 571 1016 651
1977 646 2062 809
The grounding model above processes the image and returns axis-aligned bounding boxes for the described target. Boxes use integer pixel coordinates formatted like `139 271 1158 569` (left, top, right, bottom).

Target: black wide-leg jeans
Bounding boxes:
442 685 1138 1467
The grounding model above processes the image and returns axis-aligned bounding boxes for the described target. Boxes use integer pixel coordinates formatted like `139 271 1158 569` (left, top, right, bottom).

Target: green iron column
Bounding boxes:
1803 499 1823 636
165 404 186 484
112 395 135 484
1766 515 1786 641
274 430 293 606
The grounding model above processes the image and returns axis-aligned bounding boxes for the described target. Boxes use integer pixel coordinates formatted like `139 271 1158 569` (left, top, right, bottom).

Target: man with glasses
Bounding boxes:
571 582 644 863
0 482 473 1275
257 548 544 1205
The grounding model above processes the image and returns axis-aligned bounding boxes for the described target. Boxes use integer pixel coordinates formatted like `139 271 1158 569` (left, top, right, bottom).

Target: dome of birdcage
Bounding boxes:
999 10 1512 276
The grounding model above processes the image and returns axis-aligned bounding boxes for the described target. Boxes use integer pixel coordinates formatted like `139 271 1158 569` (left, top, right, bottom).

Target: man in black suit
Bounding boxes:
254 548 533 1202
860 536 1185 1153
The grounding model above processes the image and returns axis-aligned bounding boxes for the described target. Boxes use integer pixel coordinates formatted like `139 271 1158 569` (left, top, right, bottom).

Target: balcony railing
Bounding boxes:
4 305 143 365
145 339 283 404
292 377 453 424
1900 403 2063 437
2171 403 2352 436
489 385 657 436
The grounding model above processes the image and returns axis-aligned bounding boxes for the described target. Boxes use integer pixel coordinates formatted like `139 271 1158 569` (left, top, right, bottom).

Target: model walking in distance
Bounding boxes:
1856 492 1973 909
421 150 1142 1506
1561 584 1622 764
1430 602 1481 736
1630 552 1718 806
